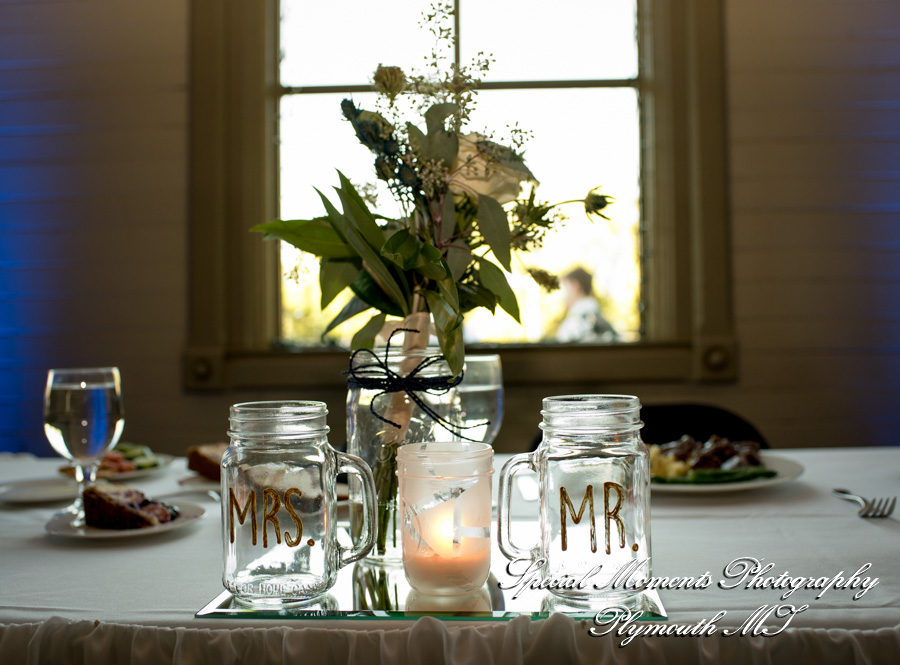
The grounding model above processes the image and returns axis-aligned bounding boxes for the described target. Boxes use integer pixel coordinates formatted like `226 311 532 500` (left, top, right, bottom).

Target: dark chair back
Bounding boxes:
639 403 768 448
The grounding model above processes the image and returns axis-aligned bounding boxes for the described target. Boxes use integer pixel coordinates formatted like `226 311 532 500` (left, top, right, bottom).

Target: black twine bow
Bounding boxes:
344 328 489 442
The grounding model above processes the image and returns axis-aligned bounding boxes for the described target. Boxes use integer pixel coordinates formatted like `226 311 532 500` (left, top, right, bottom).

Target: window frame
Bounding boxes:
185 0 736 392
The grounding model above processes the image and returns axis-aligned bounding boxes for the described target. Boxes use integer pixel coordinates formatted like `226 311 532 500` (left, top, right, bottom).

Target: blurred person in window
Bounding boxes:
556 268 617 343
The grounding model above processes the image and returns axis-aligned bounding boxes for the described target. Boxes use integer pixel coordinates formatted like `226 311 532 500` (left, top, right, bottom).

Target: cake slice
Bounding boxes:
83 483 178 529
186 442 228 481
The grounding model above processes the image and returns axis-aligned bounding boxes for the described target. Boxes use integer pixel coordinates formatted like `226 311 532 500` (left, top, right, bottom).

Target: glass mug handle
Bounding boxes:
497 453 537 562
336 451 377 567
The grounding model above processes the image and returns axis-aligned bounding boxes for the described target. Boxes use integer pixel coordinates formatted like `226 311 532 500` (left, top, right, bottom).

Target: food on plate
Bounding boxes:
114 442 162 470
60 442 162 479
650 435 776 484
83 482 179 529
187 443 228 481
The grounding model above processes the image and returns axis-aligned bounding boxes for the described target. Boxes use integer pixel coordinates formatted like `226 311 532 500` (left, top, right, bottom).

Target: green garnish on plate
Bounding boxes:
115 442 160 469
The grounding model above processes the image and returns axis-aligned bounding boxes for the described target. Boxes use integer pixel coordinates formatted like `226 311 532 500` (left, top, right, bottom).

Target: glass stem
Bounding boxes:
72 461 98 517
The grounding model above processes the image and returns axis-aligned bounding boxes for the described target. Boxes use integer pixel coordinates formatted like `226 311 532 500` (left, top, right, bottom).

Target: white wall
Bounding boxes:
1 0 898 455
643 0 900 448
1 0 238 455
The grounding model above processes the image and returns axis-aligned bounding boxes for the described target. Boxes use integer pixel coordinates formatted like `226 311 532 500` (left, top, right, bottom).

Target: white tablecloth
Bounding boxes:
1 449 899 663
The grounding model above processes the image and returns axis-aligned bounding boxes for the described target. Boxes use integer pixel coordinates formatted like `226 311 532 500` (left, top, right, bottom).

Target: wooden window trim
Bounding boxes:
185 0 736 391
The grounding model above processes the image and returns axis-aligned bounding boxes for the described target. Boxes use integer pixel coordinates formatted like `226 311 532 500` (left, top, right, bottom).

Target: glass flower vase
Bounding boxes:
347 344 463 564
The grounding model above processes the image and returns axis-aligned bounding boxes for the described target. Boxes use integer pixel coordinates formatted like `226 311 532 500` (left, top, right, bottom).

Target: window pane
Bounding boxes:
280 0 446 86
279 93 402 220
460 0 638 81
279 88 640 346
279 93 401 345
461 88 641 343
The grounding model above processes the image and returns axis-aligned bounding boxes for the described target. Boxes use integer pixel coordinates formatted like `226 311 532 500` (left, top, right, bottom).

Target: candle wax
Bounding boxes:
403 546 491 595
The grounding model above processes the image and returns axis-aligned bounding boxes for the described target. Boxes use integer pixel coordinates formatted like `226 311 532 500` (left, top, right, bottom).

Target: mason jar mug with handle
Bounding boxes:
222 400 376 606
497 395 651 601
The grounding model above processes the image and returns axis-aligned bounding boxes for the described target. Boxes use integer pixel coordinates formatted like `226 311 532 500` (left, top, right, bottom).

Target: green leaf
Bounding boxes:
334 172 387 251
423 290 464 377
441 325 465 379
477 257 520 322
437 273 459 312
387 262 412 303
350 313 386 350
423 290 459 334
446 245 471 282
406 103 460 167
458 282 497 314
414 242 448 281
323 295 371 336
406 123 427 156
252 218 355 259
440 194 456 244
424 103 458 136
446 244 472 282
316 189 409 315
426 131 458 167
407 122 457 166
319 259 360 309
350 270 405 318
381 229 421 270
477 194 512 272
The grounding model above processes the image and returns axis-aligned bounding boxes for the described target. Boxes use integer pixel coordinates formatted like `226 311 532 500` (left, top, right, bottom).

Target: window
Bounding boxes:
278 1 641 346
186 0 735 391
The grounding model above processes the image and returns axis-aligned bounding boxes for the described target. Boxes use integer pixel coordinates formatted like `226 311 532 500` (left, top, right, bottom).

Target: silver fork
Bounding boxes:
833 489 896 518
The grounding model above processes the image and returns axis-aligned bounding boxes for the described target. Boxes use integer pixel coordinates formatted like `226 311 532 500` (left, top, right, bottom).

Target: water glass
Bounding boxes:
43 367 125 525
458 354 504 444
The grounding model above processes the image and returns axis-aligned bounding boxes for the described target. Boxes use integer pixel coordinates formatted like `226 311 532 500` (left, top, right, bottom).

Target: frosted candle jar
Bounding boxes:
397 442 493 595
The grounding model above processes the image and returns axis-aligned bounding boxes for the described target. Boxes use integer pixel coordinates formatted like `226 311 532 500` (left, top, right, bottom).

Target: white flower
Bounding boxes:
448 133 536 205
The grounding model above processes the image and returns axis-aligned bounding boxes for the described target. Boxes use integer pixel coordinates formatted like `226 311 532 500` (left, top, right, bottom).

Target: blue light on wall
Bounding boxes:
0 82 66 455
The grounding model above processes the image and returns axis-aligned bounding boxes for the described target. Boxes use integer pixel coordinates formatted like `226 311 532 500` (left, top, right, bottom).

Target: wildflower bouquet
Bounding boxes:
253 48 610 376
252 6 611 558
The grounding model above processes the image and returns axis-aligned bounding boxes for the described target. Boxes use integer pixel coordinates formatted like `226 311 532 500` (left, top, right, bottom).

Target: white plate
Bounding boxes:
60 454 176 482
178 474 220 488
0 477 78 504
651 454 804 494
107 454 175 481
45 501 206 539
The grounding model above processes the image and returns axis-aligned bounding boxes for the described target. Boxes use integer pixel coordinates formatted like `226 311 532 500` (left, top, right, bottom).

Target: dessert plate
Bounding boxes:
651 454 804 494
0 477 78 504
45 501 206 539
